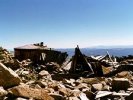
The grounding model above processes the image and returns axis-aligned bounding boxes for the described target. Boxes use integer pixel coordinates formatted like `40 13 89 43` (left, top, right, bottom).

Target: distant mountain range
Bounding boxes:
9 45 133 57
56 46 133 57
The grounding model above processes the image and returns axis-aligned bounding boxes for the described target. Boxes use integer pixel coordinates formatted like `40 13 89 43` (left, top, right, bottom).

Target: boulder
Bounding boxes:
0 63 21 88
112 78 130 91
8 84 54 100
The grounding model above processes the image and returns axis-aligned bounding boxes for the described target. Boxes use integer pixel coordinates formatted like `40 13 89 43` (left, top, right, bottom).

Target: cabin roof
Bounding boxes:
14 43 50 50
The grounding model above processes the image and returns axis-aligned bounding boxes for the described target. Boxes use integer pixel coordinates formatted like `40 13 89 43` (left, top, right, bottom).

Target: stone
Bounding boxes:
45 88 55 94
8 84 54 100
112 92 130 97
0 63 21 88
76 83 88 91
36 80 47 88
35 84 42 89
59 88 68 96
68 97 80 100
38 70 49 77
15 97 28 100
80 78 100 85
117 71 129 78
83 89 95 100
79 92 89 100
95 91 112 99
125 92 133 100
91 83 103 92
50 93 65 100
62 79 72 85
70 89 81 97
59 88 72 96
112 78 130 91
0 86 8 97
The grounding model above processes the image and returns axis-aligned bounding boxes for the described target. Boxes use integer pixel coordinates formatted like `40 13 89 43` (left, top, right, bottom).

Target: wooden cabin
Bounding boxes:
14 42 68 65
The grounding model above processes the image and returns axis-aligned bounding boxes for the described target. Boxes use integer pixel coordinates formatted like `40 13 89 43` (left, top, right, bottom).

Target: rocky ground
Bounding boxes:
0 47 133 100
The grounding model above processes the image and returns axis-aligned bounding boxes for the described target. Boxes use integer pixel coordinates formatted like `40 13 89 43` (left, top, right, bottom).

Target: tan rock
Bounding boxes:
80 78 100 85
0 63 21 88
8 84 54 100
59 88 72 96
117 71 129 78
91 83 103 92
0 86 8 97
76 83 88 91
68 97 80 100
70 89 81 97
38 70 49 77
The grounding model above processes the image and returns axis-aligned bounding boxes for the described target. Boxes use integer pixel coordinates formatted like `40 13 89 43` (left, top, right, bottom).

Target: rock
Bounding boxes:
50 93 65 100
95 91 112 99
103 85 110 91
112 92 130 97
38 70 52 80
112 78 130 91
45 88 55 94
125 92 133 100
63 79 76 87
59 88 68 96
117 71 129 78
46 62 60 72
101 81 110 91
59 88 72 96
91 83 103 92
0 63 21 88
76 83 89 91
8 84 54 100
38 70 49 77
15 97 29 100
83 90 95 100
68 97 80 100
0 86 8 97
70 89 81 97
37 81 47 88
79 92 89 100
35 84 42 89
80 78 100 85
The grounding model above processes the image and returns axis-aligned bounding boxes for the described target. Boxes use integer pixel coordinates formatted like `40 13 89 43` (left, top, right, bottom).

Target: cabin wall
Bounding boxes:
14 49 68 65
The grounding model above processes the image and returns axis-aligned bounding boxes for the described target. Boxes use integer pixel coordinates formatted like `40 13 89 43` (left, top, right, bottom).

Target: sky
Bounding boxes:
0 0 133 49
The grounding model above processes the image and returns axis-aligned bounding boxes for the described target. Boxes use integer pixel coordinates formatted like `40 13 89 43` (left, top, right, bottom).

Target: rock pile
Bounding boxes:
0 46 133 100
